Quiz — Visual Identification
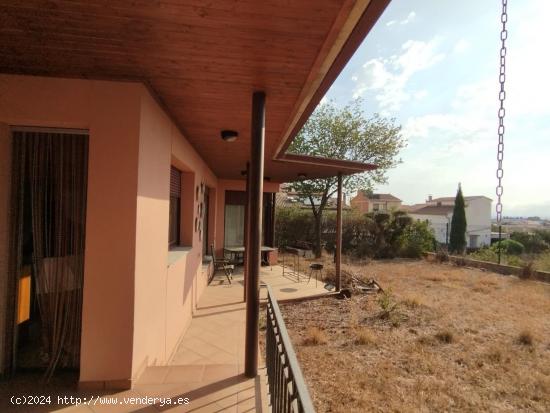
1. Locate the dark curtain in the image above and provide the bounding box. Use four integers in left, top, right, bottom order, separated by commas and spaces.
6, 131, 88, 380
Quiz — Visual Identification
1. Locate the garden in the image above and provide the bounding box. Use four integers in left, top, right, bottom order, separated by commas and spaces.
278, 258, 550, 413
470, 229, 550, 272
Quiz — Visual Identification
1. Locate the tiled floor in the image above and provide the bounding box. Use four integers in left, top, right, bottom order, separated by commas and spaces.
132, 264, 331, 412
235, 263, 333, 303
3, 265, 329, 412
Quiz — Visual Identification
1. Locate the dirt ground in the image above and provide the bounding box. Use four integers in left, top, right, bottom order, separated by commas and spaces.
279, 259, 550, 413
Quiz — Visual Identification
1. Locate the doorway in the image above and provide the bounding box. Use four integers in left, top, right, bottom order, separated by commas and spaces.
223, 190, 275, 248
4, 129, 88, 381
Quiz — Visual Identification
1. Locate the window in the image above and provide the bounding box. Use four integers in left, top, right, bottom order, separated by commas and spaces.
373, 203, 380, 211
169, 166, 182, 247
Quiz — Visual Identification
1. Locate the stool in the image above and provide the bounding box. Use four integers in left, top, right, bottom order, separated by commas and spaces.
308, 263, 323, 287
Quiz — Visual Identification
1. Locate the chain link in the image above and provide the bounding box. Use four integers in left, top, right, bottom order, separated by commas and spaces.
496, 0, 507, 223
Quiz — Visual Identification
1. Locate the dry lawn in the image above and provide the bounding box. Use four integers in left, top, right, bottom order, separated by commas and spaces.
279, 259, 550, 413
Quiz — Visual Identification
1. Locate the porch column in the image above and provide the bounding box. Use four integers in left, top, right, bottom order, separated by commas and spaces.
335, 172, 343, 291
270, 192, 276, 246
243, 162, 250, 302
245, 91, 265, 377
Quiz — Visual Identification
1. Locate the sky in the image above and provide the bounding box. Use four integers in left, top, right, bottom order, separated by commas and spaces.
324, 0, 549, 218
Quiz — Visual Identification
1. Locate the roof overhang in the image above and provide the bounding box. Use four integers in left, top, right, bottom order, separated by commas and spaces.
0, 0, 390, 182
275, 154, 377, 182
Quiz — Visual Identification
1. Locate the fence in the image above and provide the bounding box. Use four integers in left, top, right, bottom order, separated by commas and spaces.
265, 284, 315, 413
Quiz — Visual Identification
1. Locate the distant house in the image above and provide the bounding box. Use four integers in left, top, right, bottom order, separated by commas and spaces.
408, 195, 492, 248
350, 191, 402, 214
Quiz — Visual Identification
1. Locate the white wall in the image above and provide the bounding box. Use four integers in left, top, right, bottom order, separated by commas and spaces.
409, 214, 450, 244
410, 197, 492, 248
464, 198, 492, 247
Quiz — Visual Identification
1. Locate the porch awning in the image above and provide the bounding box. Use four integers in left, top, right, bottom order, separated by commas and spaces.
0, 0, 389, 182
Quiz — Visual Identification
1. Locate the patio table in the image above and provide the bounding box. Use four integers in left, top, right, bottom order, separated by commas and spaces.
224, 245, 276, 269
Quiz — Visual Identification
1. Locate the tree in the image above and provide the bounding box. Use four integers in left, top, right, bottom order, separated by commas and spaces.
449, 184, 467, 254
287, 99, 405, 257
398, 220, 436, 258
510, 231, 549, 253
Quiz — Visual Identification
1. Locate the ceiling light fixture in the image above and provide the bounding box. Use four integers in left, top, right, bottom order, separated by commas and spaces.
221, 130, 238, 142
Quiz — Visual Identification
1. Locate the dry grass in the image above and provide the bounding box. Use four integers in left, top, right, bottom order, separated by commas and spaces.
354, 328, 376, 346
401, 294, 423, 308
435, 329, 455, 344
517, 330, 534, 346
280, 259, 550, 413
302, 326, 327, 346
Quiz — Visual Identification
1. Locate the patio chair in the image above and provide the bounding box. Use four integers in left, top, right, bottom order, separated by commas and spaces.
210, 244, 234, 284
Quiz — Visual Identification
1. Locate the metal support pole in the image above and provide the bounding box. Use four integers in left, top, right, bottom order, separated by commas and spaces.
245, 91, 265, 378
498, 224, 502, 264
270, 192, 276, 247
335, 173, 343, 291
243, 162, 250, 302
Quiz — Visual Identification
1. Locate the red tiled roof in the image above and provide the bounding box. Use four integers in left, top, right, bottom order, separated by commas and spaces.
410, 205, 454, 216
359, 191, 401, 202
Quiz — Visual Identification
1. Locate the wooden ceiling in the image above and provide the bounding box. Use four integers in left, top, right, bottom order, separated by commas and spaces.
0, 0, 389, 182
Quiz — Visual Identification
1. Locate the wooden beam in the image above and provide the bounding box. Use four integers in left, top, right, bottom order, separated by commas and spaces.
335, 172, 343, 291
245, 91, 265, 378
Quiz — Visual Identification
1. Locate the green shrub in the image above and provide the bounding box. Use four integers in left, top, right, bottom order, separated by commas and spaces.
505, 255, 525, 267
491, 239, 525, 256
324, 210, 416, 259
397, 221, 435, 258
534, 229, 550, 245
470, 247, 498, 263
276, 207, 434, 260
534, 252, 550, 272
275, 206, 316, 247
378, 289, 398, 318
510, 231, 549, 253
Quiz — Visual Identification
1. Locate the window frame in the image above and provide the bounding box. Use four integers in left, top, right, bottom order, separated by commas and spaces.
169, 166, 182, 248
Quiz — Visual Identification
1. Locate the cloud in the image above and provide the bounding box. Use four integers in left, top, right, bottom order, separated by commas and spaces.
452, 39, 470, 54
414, 90, 428, 100
352, 37, 445, 112
400, 12, 416, 25
360, 0, 550, 215
403, 78, 494, 143
386, 11, 416, 27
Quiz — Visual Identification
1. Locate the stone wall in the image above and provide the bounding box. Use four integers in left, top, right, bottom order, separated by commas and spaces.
424, 252, 550, 283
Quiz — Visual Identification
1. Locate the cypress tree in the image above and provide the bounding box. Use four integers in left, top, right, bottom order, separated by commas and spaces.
449, 184, 467, 254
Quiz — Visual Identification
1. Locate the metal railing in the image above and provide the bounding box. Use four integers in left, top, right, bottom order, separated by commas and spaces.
265, 284, 315, 413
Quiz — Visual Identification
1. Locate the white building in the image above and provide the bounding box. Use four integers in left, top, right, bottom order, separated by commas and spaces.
409, 195, 492, 249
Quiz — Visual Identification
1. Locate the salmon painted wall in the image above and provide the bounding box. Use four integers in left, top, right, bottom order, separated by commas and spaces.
0, 74, 281, 386
215, 180, 280, 255
131, 88, 218, 379
0, 74, 140, 385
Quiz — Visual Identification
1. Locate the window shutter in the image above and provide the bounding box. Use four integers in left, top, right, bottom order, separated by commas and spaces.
170, 167, 181, 198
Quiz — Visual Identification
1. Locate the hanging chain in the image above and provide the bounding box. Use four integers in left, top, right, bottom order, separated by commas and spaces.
496, 0, 508, 223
